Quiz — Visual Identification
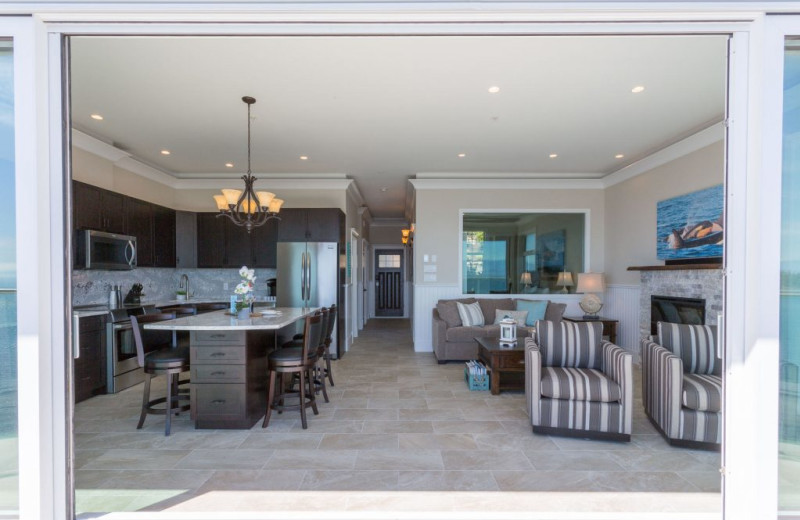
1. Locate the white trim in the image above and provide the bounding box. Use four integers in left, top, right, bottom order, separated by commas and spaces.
416, 171, 602, 179
603, 122, 726, 188
370, 218, 409, 228
411, 178, 604, 190
346, 180, 366, 209
71, 128, 130, 162
171, 177, 354, 191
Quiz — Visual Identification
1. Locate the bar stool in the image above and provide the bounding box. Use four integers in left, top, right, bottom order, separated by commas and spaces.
263, 313, 322, 429
130, 313, 190, 436
282, 308, 329, 403
159, 306, 196, 347
321, 304, 337, 387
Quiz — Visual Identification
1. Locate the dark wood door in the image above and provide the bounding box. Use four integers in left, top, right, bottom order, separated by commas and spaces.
306, 208, 342, 242
73, 181, 103, 230
276, 208, 308, 242
102, 191, 126, 234
252, 219, 278, 268
124, 198, 153, 266
374, 249, 404, 317
152, 205, 176, 267
197, 213, 226, 267
224, 221, 252, 267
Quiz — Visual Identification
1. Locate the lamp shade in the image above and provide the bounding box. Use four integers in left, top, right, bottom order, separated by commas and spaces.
556, 272, 574, 287
520, 272, 532, 285
576, 272, 605, 293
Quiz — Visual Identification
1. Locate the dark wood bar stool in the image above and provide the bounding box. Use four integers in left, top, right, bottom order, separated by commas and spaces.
263, 313, 322, 429
130, 313, 190, 436
321, 304, 337, 387
283, 308, 329, 403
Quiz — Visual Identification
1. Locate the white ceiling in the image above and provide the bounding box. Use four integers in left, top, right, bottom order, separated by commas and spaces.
69, 35, 727, 218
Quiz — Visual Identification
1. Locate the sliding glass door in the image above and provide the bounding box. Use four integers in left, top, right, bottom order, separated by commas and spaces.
0, 38, 18, 517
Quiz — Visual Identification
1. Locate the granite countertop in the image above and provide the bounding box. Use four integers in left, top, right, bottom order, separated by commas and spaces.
72, 297, 276, 319
142, 307, 315, 331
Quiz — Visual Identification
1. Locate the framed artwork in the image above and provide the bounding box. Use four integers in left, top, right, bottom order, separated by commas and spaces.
657, 184, 724, 261
538, 230, 565, 272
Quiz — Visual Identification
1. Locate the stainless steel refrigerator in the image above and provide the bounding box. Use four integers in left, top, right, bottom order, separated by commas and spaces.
276, 241, 340, 357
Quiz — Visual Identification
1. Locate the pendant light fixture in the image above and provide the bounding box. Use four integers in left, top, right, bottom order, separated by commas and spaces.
213, 96, 283, 233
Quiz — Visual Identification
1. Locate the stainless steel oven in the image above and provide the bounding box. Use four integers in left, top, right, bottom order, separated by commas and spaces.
106, 305, 156, 393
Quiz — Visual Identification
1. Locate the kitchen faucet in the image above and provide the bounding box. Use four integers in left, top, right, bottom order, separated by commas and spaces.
179, 274, 189, 300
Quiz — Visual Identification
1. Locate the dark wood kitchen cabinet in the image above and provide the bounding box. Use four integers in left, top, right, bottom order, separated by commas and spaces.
73, 181, 126, 234
196, 213, 278, 268
124, 198, 154, 267
74, 314, 107, 403
152, 205, 177, 267
197, 213, 226, 267
252, 219, 278, 268
277, 208, 344, 243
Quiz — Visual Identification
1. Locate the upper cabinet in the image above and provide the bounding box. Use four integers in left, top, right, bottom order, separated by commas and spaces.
196, 213, 279, 268
277, 208, 344, 243
73, 181, 126, 234
72, 181, 176, 268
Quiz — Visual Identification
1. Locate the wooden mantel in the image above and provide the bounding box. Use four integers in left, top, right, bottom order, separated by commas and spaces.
627, 264, 722, 271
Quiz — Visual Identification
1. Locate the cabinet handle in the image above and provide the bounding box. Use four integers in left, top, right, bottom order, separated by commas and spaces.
210, 334, 226, 338
211, 399, 226, 405
210, 371, 226, 376
210, 352, 226, 357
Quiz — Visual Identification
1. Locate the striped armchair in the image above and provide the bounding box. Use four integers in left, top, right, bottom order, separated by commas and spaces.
641, 322, 722, 450
525, 320, 633, 441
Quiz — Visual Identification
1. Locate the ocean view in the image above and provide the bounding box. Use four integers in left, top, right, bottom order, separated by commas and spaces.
0, 291, 16, 438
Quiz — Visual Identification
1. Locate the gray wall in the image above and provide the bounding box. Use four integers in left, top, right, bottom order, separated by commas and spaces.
604, 141, 724, 285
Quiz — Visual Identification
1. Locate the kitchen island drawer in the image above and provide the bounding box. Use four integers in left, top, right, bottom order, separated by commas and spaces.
191, 345, 246, 364
191, 330, 245, 345
193, 384, 246, 419
192, 364, 246, 383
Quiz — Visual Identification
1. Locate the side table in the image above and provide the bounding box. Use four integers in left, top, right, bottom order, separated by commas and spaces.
475, 337, 526, 395
563, 316, 619, 345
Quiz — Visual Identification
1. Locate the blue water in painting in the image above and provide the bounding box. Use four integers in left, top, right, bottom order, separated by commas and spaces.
656, 184, 724, 260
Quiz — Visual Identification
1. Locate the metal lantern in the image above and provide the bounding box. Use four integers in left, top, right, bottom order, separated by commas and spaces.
499, 318, 517, 346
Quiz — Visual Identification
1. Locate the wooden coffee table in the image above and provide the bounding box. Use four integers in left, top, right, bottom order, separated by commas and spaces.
475, 337, 526, 395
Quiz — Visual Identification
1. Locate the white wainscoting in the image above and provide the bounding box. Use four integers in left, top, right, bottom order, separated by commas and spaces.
413, 284, 461, 352
603, 284, 642, 358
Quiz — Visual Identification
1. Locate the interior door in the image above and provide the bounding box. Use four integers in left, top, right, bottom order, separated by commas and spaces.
374, 249, 403, 317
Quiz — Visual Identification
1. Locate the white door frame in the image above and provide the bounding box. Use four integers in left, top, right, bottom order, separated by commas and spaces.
6, 6, 782, 519
350, 228, 359, 342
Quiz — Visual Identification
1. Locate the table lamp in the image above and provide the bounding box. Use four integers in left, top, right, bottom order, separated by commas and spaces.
556, 270, 574, 294
576, 272, 605, 319
520, 272, 532, 293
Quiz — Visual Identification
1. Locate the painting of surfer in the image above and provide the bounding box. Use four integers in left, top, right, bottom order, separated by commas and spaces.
657, 184, 724, 260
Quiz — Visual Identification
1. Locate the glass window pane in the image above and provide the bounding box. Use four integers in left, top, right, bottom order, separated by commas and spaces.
0, 40, 17, 514
378, 255, 401, 268
462, 212, 584, 295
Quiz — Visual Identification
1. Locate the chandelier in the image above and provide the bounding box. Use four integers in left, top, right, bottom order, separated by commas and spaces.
213, 96, 283, 233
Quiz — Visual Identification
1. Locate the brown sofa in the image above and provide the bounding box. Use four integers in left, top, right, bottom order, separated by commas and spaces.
431, 297, 566, 363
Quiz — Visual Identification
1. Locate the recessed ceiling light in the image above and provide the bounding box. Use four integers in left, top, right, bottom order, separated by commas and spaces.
549, 153, 558, 159
631, 86, 645, 94
90, 113, 104, 121
299, 156, 308, 160
160, 150, 171, 156
615, 154, 625, 159
488, 86, 501, 94
225, 162, 234, 168
380, 187, 388, 192
458, 153, 466, 158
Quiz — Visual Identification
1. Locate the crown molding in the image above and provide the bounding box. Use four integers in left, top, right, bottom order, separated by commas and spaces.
172, 172, 349, 180
347, 180, 366, 208
415, 171, 601, 179
114, 156, 182, 188
72, 129, 131, 163
410, 178, 604, 190
172, 177, 354, 191
602, 122, 724, 188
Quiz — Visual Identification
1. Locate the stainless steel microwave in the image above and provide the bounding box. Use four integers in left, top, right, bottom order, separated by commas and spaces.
74, 230, 137, 270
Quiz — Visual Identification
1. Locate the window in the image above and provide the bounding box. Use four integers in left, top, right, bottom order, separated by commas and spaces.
378, 254, 401, 268
462, 212, 585, 295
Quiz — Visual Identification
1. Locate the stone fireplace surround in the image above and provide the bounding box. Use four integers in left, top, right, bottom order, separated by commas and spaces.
635, 266, 723, 354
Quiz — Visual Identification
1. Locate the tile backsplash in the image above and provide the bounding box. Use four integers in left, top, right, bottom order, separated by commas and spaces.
72, 267, 277, 306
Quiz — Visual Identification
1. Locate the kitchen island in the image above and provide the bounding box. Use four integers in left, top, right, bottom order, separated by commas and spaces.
144, 307, 316, 429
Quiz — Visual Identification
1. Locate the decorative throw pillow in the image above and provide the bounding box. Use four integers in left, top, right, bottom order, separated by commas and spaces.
456, 301, 485, 327
516, 299, 549, 326
493, 309, 528, 325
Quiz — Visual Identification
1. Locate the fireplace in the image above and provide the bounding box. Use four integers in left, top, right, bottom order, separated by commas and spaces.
650, 295, 705, 335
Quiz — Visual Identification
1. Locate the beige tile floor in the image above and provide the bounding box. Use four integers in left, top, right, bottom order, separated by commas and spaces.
74, 319, 722, 519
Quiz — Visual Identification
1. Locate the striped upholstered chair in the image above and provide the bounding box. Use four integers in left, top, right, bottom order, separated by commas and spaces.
525, 320, 633, 441
641, 322, 721, 450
